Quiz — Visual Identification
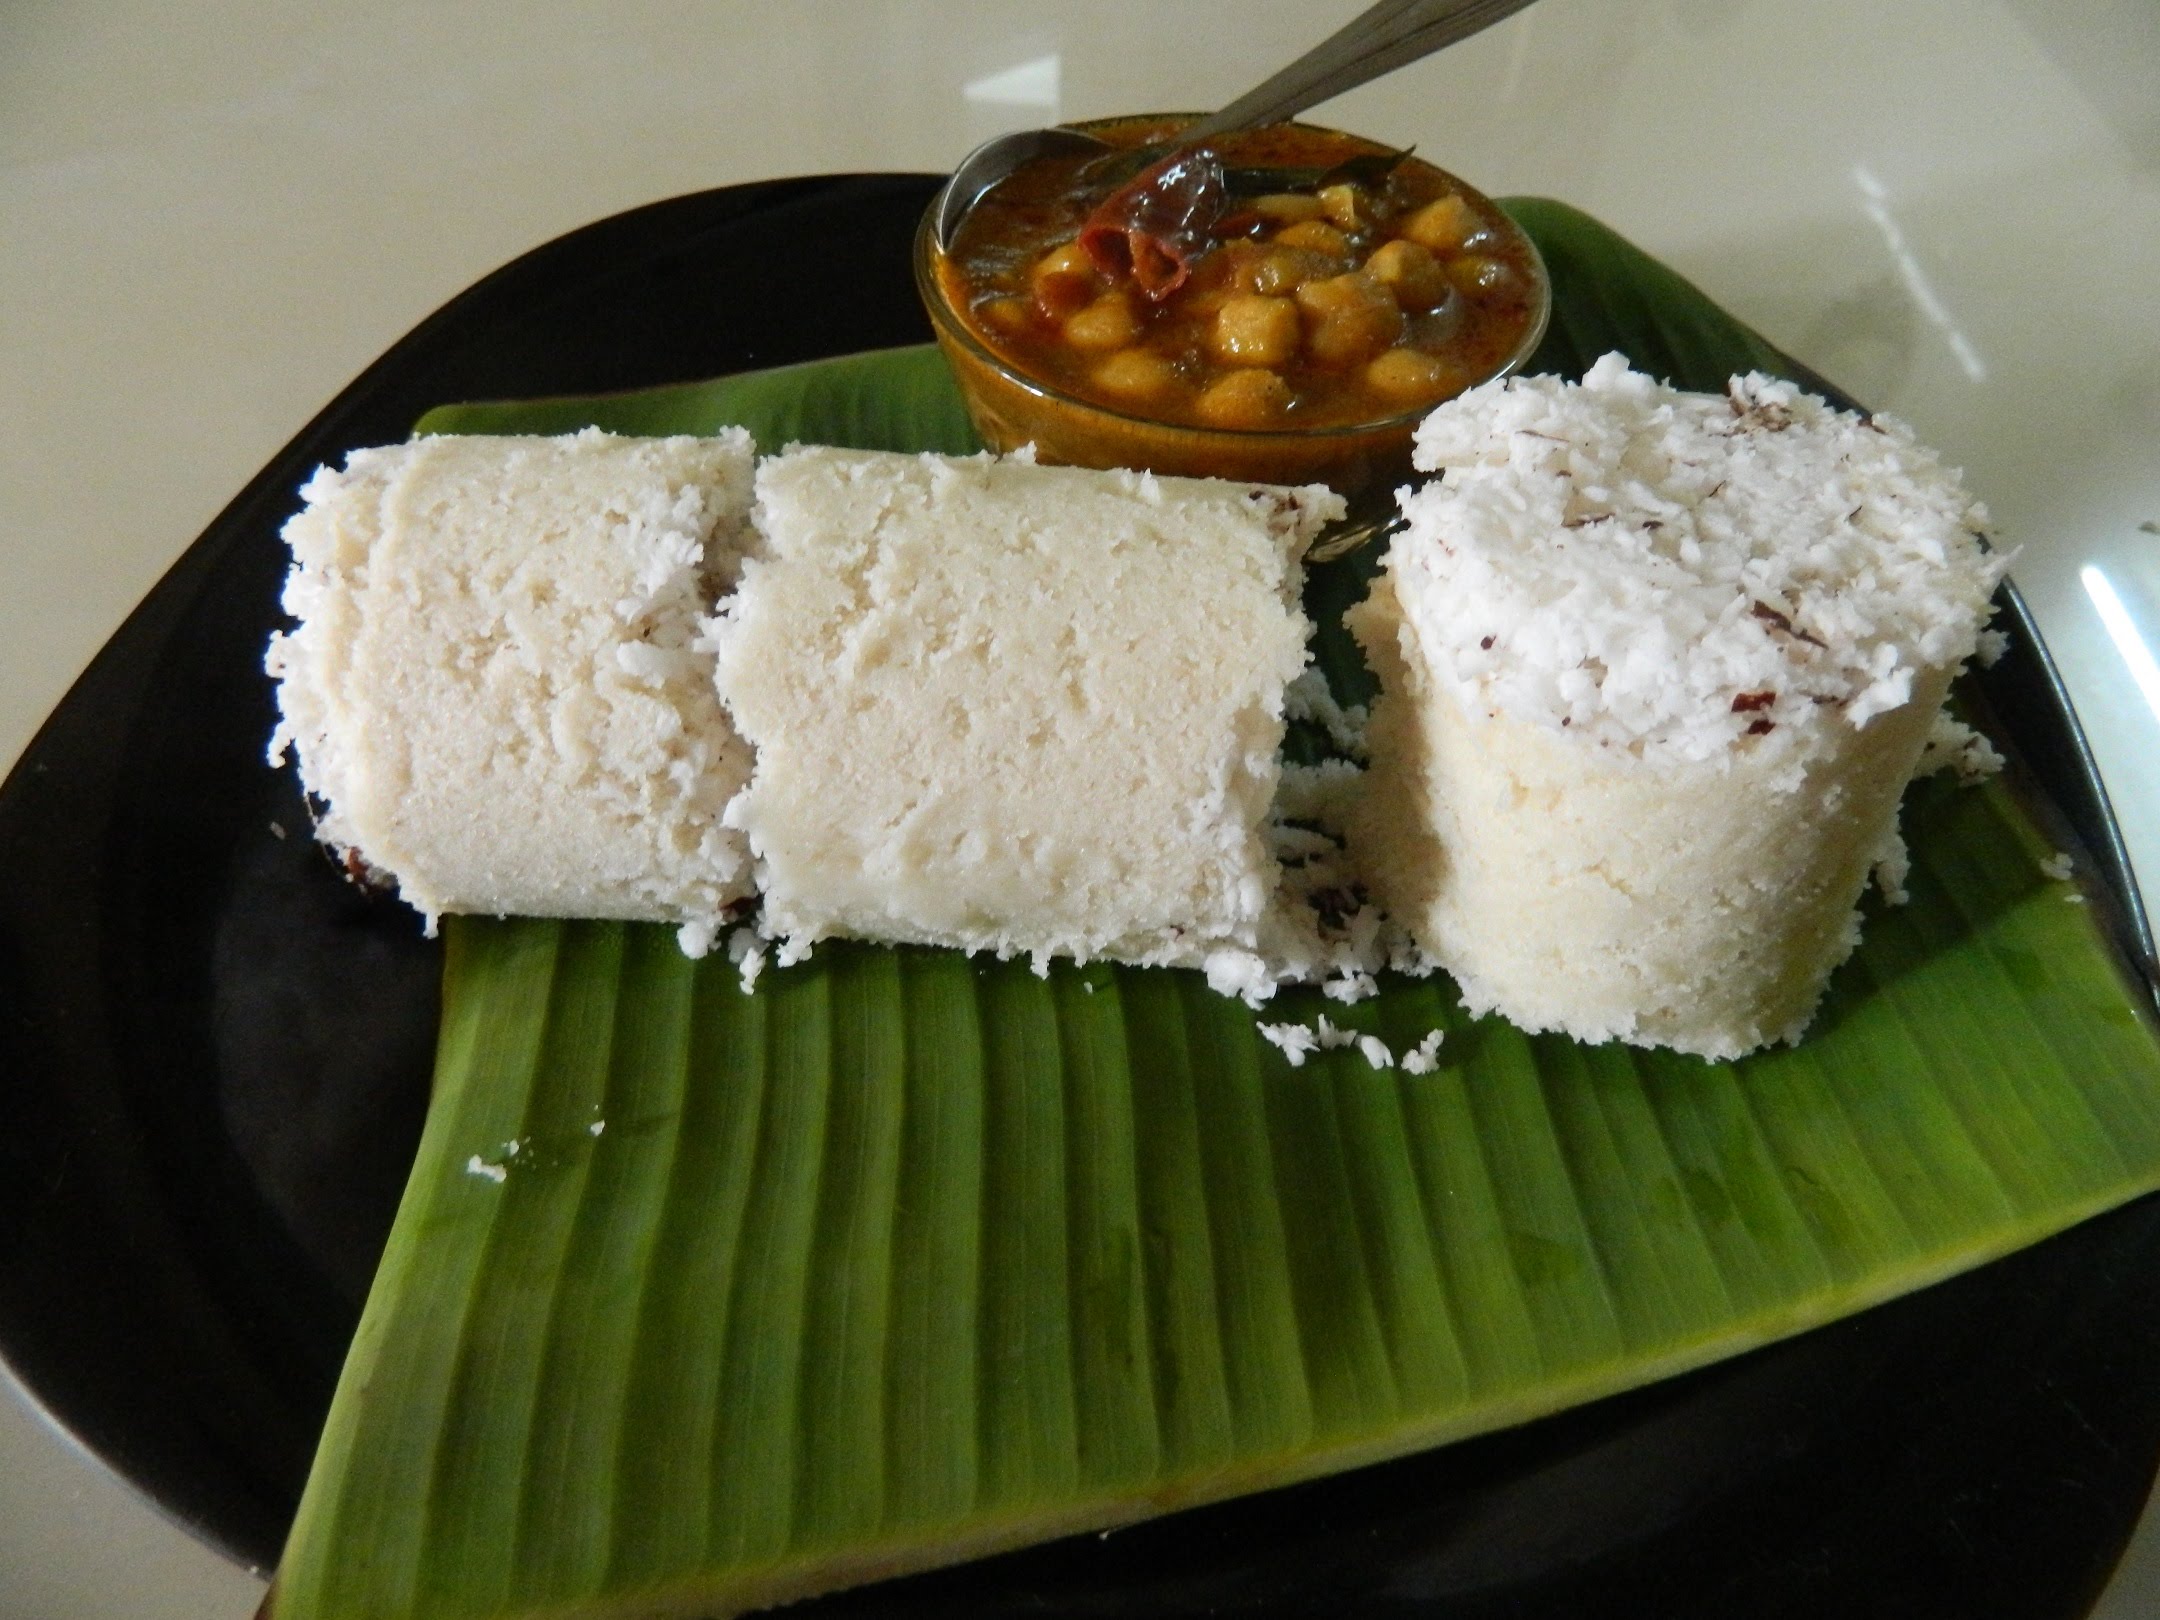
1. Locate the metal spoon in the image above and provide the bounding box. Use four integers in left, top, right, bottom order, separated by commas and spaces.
933, 0, 1543, 250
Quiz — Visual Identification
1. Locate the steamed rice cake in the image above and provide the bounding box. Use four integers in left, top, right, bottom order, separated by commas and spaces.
266, 428, 758, 952
1348, 355, 2004, 1059
711, 446, 1341, 979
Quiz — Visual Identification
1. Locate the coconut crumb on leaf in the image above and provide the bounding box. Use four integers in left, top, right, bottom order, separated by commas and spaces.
1205, 949, 1280, 1008
1312, 1015, 1361, 1051
728, 925, 768, 993
1400, 1029, 1446, 1075
1323, 969, 1380, 1004
1258, 1021, 1320, 1068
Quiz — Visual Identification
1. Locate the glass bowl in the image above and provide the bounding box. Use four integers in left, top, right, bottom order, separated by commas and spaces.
915, 116, 1549, 501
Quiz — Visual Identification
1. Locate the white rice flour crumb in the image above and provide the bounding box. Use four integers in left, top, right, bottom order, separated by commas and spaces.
465, 1154, 508, 1184
2040, 852, 2076, 881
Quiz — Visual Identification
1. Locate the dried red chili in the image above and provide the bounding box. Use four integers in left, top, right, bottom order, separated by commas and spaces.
1077, 145, 1228, 302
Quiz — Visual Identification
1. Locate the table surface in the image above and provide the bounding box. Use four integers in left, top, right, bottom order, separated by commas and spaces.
5, 2, 2158, 1615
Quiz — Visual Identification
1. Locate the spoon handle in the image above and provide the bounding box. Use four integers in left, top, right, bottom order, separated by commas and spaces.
1180, 0, 1541, 144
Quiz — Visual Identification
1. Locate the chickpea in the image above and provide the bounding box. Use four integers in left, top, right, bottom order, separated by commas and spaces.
1274, 219, 1351, 257
1363, 238, 1450, 311
976, 295, 1033, 336
1179, 284, 1231, 319
1090, 348, 1179, 404
1365, 347, 1465, 406
1064, 292, 1138, 350
1030, 240, 1098, 320
1399, 194, 1479, 254
1196, 369, 1293, 428
1317, 183, 1365, 231
1295, 272, 1404, 366
1252, 192, 1328, 224
1236, 245, 1332, 297
1449, 255, 1521, 299
1210, 294, 1300, 367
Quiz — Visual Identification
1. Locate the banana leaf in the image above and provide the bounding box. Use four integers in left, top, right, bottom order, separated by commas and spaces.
271, 199, 2160, 1619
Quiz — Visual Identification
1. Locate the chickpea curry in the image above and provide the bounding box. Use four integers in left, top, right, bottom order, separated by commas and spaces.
938, 117, 1544, 433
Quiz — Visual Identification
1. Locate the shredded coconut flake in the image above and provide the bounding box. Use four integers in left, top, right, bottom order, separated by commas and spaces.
2040, 852, 2076, 882
1313, 1015, 1359, 1051
1258, 1021, 1319, 1068
727, 925, 767, 993
465, 1155, 507, 1184
1400, 1029, 1446, 1075
1204, 948, 1278, 1007
1322, 967, 1380, 1003
1917, 713, 2005, 783
1284, 667, 1370, 759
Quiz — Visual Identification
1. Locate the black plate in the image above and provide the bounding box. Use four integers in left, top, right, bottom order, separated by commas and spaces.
3, 175, 2158, 1619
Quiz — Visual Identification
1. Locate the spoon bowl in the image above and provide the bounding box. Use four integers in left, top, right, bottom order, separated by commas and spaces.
934, 126, 1113, 254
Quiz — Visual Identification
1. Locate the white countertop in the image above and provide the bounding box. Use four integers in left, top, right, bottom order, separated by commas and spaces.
6, 2, 2157, 1614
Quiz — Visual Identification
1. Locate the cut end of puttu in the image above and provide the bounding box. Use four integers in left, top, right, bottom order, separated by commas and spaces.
266, 427, 760, 939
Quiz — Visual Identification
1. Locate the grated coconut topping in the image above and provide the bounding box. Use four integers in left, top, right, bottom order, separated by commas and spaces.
1395, 354, 2005, 766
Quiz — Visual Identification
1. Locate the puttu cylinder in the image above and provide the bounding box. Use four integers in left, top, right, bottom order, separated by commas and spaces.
266, 428, 759, 952
1347, 355, 2003, 1059
710, 446, 1342, 981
